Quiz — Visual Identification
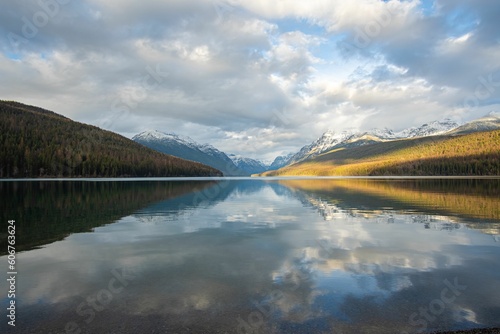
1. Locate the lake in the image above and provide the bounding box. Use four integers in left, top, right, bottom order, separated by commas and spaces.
1, 178, 500, 334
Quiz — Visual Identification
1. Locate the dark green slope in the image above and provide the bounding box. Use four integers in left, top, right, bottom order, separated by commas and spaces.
0, 101, 222, 177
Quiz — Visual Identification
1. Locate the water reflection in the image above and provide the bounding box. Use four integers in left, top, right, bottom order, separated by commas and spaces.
280, 178, 500, 234
0, 179, 499, 334
0, 180, 216, 253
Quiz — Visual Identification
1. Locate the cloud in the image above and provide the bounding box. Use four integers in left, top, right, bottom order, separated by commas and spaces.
1, 0, 499, 159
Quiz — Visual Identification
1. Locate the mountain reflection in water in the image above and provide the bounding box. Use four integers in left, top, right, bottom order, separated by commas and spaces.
1, 178, 499, 334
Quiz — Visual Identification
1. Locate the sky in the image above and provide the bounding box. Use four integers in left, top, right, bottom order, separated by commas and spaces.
1, 0, 500, 161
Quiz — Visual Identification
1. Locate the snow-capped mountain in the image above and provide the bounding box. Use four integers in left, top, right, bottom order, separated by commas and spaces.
396, 119, 460, 138
286, 130, 361, 165
228, 154, 268, 175
449, 112, 500, 135
135, 130, 200, 149
281, 119, 461, 166
268, 153, 295, 170
198, 143, 239, 168
132, 130, 246, 176
133, 113, 498, 175
366, 128, 398, 140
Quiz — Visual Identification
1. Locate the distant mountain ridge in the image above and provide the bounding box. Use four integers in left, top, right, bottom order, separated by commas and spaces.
228, 154, 268, 175
133, 130, 272, 175
133, 130, 248, 176
397, 119, 460, 138
268, 153, 295, 171
261, 129, 500, 177
449, 112, 500, 135
283, 118, 463, 166
132, 114, 500, 176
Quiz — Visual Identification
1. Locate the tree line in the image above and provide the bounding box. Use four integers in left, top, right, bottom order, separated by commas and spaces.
0, 101, 222, 177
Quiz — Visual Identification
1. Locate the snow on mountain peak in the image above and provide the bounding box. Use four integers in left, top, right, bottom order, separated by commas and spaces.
396, 119, 460, 138
269, 153, 294, 170
133, 130, 201, 148
133, 129, 168, 141
366, 127, 397, 139
282, 118, 462, 166
312, 129, 359, 153
229, 154, 265, 165
198, 143, 219, 153
228, 154, 267, 174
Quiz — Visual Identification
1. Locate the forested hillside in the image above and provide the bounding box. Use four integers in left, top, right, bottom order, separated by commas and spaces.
261, 130, 500, 176
0, 101, 222, 177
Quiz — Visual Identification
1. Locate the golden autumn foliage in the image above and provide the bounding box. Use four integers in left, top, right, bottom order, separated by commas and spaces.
262, 130, 500, 176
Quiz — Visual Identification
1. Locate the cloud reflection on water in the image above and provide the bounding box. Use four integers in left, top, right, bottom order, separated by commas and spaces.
1, 178, 499, 333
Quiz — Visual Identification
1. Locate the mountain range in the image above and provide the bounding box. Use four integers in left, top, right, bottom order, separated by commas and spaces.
3, 99, 498, 178
132, 113, 500, 176
132, 130, 268, 176
228, 154, 268, 175
449, 112, 500, 135
268, 153, 295, 171
261, 128, 500, 176
282, 118, 462, 166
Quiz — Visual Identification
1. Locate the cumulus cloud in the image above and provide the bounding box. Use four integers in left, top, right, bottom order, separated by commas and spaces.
0, 0, 499, 160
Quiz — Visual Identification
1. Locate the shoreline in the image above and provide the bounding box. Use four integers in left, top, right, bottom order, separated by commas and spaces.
1, 175, 500, 181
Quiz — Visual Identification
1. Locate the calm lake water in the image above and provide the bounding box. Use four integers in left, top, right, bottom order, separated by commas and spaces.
1, 178, 500, 334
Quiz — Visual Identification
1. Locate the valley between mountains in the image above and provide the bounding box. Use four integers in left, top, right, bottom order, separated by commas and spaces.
133, 113, 500, 177
1, 100, 499, 177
